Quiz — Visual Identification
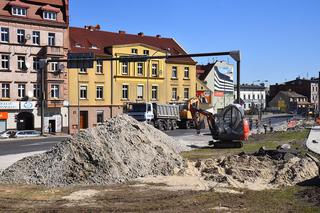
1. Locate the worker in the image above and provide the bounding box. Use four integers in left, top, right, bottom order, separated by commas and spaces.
249, 118, 253, 130
263, 123, 268, 134
268, 118, 272, 132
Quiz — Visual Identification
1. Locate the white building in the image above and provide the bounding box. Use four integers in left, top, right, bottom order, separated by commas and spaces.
235, 84, 267, 111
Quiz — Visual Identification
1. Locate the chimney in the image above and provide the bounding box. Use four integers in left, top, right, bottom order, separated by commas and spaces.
95, 24, 101, 30
156, 34, 161, 38
118, 30, 126, 34
138, 32, 144, 37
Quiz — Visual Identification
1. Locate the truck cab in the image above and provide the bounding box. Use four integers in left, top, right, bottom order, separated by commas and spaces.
125, 103, 154, 122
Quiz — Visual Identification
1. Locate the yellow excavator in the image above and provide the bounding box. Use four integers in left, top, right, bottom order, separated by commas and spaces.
178, 97, 201, 129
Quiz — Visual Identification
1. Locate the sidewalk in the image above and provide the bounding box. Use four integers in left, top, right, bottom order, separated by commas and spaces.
0, 134, 69, 143
306, 126, 320, 155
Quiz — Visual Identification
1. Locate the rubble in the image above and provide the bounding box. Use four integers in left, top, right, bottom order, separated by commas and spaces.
199, 154, 319, 189
0, 114, 185, 187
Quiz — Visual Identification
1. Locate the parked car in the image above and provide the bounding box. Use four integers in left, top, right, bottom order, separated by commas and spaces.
13, 130, 41, 138
0, 130, 16, 139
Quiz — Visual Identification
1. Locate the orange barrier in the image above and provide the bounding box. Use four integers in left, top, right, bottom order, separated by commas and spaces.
242, 119, 250, 141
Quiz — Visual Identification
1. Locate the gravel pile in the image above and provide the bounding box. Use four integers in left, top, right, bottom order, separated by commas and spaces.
198, 154, 319, 189
0, 114, 184, 187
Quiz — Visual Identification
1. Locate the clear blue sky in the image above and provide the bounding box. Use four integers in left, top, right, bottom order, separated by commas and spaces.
70, 0, 320, 84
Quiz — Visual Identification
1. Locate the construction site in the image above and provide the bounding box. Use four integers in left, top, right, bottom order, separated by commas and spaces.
0, 111, 319, 212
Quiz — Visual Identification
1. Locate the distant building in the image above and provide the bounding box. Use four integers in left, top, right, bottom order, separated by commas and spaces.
0, 0, 69, 133
197, 61, 234, 113
269, 91, 311, 114
269, 78, 319, 113
235, 84, 266, 111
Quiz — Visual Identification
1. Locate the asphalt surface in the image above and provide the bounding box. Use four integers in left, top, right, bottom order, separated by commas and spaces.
0, 137, 68, 156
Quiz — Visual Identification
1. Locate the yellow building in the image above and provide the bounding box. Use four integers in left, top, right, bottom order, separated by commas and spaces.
68, 26, 197, 134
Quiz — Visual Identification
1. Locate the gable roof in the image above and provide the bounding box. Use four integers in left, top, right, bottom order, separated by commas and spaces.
278, 91, 306, 98
69, 27, 196, 65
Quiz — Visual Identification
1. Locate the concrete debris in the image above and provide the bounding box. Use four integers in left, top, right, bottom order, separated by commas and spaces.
0, 114, 184, 187
199, 154, 319, 189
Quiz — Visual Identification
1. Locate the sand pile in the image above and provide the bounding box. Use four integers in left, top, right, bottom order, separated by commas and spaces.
0, 114, 184, 187
198, 154, 318, 190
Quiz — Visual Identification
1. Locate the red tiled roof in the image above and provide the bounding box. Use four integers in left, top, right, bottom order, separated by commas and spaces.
28, 0, 67, 6
8, 0, 30, 8
69, 27, 196, 65
40, 4, 61, 13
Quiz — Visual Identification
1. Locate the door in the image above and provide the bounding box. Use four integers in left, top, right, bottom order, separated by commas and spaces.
17, 112, 34, 130
80, 111, 88, 129
0, 120, 6, 132
49, 120, 56, 133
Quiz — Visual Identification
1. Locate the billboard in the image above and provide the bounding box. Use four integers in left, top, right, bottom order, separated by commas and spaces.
196, 91, 211, 104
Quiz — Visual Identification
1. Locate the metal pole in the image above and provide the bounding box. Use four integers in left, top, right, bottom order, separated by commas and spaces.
237, 60, 241, 104
41, 64, 45, 136
318, 71, 320, 115
77, 67, 80, 133
110, 60, 114, 118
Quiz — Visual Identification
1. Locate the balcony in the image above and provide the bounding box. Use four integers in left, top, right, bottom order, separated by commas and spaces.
43, 46, 65, 56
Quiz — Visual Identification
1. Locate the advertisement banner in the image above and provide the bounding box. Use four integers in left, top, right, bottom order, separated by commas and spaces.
20, 101, 37, 110
0, 102, 19, 110
196, 91, 211, 104
214, 91, 224, 97
0, 112, 8, 120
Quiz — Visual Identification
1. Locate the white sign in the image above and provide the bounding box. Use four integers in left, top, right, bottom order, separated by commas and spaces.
20, 101, 37, 110
0, 101, 19, 110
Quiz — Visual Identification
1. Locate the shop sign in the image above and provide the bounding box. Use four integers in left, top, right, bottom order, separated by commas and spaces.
0, 101, 19, 110
214, 91, 224, 97
20, 101, 37, 110
0, 112, 8, 120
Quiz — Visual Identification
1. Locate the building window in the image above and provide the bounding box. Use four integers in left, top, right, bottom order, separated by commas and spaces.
257, 94, 260, 99
79, 68, 87, 73
243, 94, 246, 100
51, 58, 58, 72
97, 111, 104, 123
184, 67, 189, 79
18, 83, 25, 98
152, 85, 158, 100
137, 85, 143, 99
43, 11, 57, 20
1, 83, 10, 98
80, 85, 87, 99
122, 84, 129, 99
48, 33, 55, 46
172, 88, 177, 100
17, 56, 26, 70
172, 66, 177, 79
1, 55, 9, 70
152, 63, 158, 76
137, 62, 143, 75
33, 57, 40, 71
51, 85, 59, 98
253, 94, 255, 99
17, 29, 25, 44
122, 62, 128, 75
96, 60, 103, 74
32, 31, 40, 45
12, 7, 27, 16
184, 88, 189, 99
248, 94, 251, 99
96, 86, 103, 99
131, 48, 138, 54
143, 50, 149, 55
1, 27, 9, 43
33, 84, 40, 98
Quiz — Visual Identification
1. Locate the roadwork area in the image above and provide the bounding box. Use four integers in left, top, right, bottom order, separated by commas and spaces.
0, 115, 319, 212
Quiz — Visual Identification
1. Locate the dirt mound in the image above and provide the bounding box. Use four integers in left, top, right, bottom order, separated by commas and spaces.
0, 114, 184, 187
297, 187, 320, 207
199, 154, 318, 190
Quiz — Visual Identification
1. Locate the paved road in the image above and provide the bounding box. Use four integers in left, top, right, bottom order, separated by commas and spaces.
0, 137, 68, 156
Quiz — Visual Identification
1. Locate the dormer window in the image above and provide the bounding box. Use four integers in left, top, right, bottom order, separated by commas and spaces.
43, 11, 57, 20
75, 43, 81, 48
12, 7, 27, 16
91, 45, 98, 49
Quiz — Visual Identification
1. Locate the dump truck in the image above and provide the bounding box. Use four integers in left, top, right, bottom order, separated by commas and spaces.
125, 102, 180, 131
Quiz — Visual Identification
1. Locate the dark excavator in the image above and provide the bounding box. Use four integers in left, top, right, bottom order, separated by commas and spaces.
189, 97, 249, 148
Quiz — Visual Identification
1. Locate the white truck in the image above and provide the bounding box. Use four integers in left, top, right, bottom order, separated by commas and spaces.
125, 102, 180, 131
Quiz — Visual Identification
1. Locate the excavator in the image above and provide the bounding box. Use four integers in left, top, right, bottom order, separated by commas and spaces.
188, 97, 249, 148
